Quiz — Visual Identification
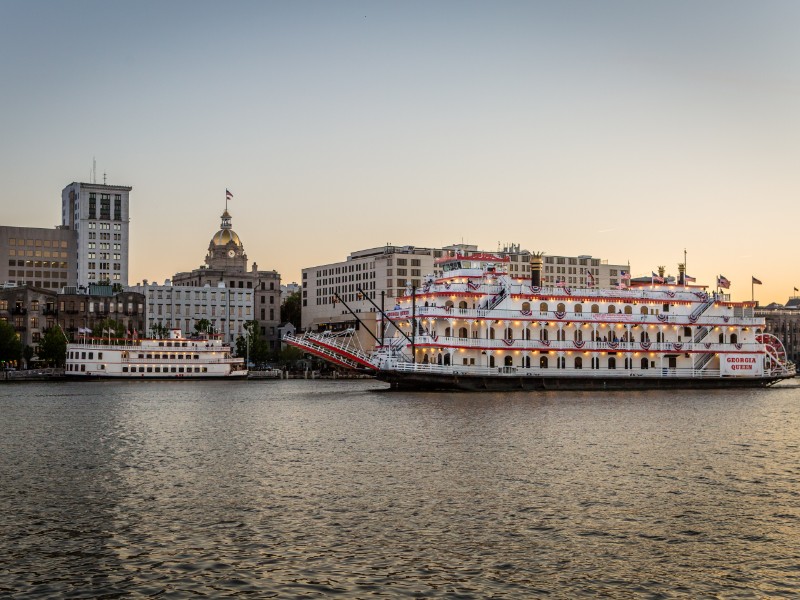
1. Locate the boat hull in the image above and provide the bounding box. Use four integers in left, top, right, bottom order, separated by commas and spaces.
64, 372, 248, 381
376, 370, 786, 391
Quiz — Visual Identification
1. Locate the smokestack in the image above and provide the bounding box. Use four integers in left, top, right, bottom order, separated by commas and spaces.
678, 263, 686, 286
658, 265, 666, 279
530, 252, 544, 287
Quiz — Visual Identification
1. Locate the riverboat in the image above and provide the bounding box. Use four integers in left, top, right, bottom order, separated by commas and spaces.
285, 253, 795, 391
66, 328, 247, 379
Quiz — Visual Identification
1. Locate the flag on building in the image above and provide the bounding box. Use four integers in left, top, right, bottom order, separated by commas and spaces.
226, 189, 233, 200
752, 276, 762, 285
717, 275, 731, 289
685, 274, 696, 283
651, 271, 664, 284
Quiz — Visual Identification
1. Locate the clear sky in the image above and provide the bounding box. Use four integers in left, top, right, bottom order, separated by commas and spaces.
2, 1, 799, 303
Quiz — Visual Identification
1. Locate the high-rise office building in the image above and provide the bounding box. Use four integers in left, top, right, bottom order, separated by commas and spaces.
61, 182, 132, 288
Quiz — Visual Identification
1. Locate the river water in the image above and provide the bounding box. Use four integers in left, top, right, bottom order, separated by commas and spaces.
1, 380, 799, 598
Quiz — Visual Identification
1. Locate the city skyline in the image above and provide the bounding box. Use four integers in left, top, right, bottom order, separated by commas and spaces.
2, 1, 799, 303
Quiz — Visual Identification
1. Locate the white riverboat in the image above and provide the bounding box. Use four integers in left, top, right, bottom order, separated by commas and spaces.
66, 328, 247, 379
285, 253, 795, 391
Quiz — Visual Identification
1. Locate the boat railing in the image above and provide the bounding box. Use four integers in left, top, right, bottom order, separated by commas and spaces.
391, 362, 740, 379
411, 306, 761, 326
408, 335, 764, 354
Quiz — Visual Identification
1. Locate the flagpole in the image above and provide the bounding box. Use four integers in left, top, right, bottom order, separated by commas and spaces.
751, 278, 754, 303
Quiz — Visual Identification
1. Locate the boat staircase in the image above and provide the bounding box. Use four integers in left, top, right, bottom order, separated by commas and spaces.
689, 298, 715, 323
283, 330, 379, 371
689, 299, 717, 372
484, 287, 508, 310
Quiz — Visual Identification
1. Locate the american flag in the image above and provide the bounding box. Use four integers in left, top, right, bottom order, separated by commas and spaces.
717, 275, 731, 289
226, 189, 233, 200
621, 270, 631, 282
651, 271, 664, 284
751, 276, 762, 285
685, 274, 696, 283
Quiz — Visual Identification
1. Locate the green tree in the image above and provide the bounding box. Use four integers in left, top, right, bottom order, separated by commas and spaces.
280, 291, 301, 329
92, 318, 125, 338
38, 326, 67, 367
150, 323, 169, 339
0, 320, 23, 368
194, 318, 212, 334
23, 345, 35, 369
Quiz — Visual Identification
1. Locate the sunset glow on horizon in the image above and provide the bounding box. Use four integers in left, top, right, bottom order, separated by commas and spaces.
2, 1, 799, 304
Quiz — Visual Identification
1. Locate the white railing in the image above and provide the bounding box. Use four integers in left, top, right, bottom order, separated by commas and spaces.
405, 335, 761, 354
389, 362, 732, 379
403, 306, 762, 327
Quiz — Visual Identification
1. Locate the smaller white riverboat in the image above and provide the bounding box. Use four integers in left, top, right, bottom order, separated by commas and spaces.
66, 328, 247, 379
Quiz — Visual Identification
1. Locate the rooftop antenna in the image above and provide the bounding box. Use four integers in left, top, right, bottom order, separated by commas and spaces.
92, 157, 96, 184
103, 172, 107, 185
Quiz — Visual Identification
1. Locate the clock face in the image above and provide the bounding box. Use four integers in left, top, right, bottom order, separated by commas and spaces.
228, 249, 236, 258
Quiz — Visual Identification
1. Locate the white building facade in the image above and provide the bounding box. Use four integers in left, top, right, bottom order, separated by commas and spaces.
62, 182, 132, 289
302, 243, 632, 341
129, 280, 253, 346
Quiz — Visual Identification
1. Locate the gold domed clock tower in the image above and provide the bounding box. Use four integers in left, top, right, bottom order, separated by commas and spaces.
206, 210, 247, 271
171, 194, 282, 353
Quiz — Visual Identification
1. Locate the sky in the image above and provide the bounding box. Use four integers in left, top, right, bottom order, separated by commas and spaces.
1, 0, 799, 304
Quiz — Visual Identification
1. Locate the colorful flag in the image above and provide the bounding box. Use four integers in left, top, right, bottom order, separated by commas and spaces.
685, 274, 696, 283
586, 270, 595, 286
651, 271, 664, 284
621, 270, 631, 282
717, 275, 731, 289
226, 189, 233, 200
752, 276, 762, 285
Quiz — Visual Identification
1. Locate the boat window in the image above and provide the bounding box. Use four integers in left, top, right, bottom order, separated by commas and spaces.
539, 329, 548, 341
608, 357, 617, 369
574, 329, 582, 341
557, 303, 566, 313
608, 305, 616, 314
458, 327, 468, 338
122, 367, 128, 373
539, 356, 548, 369
504, 355, 513, 367
488, 327, 495, 339
684, 327, 692, 337
640, 306, 648, 315
489, 355, 495, 368
505, 327, 513, 339
522, 302, 531, 312
731, 333, 738, 344
574, 304, 582, 314
146, 354, 152, 359
624, 306, 632, 314
458, 301, 468, 309
591, 304, 599, 313
574, 356, 582, 369
146, 367, 152, 373
641, 357, 649, 369
444, 327, 452, 337
539, 302, 548, 314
